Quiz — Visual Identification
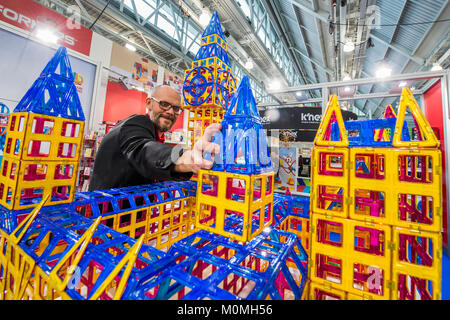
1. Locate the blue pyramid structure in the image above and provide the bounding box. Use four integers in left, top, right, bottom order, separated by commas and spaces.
202, 11, 226, 39
194, 11, 230, 66
212, 76, 272, 174
13, 46, 85, 121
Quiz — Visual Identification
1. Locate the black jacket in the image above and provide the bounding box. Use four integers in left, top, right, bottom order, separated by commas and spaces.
89, 114, 192, 191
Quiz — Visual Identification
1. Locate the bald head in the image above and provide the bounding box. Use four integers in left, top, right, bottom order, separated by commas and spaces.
146, 85, 182, 133
147, 85, 181, 106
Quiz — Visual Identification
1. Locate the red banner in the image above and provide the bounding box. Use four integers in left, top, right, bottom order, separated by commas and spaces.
0, 0, 93, 56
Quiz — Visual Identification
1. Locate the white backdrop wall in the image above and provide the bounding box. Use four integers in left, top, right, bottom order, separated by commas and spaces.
0, 21, 113, 133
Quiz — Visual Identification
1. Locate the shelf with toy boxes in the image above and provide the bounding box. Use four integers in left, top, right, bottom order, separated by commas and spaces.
77, 131, 104, 192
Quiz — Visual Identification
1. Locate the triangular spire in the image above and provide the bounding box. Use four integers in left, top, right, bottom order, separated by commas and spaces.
224, 76, 259, 118
13, 46, 85, 121
41, 46, 75, 81
201, 11, 226, 39
393, 88, 439, 147
314, 95, 349, 147
212, 76, 272, 174
383, 105, 396, 119
194, 11, 230, 66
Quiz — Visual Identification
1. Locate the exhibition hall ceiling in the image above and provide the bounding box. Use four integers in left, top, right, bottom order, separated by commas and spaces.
37, 0, 449, 117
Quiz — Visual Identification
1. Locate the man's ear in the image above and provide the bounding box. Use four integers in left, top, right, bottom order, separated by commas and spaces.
145, 97, 152, 105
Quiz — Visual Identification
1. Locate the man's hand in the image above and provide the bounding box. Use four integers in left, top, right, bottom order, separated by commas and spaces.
174, 123, 222, 174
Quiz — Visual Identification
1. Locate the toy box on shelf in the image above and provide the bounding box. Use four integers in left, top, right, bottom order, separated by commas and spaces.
77, 130, 104, 192
308, 91, 442, 300
0, 102, 10, 164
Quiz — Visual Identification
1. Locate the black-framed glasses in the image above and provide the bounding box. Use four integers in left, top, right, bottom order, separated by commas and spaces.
152, 97, 183, 115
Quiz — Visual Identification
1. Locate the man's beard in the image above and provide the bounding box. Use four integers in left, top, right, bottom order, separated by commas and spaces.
150, 111, 175, 132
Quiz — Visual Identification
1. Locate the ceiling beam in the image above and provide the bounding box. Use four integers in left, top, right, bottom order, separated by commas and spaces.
282, 0, 333, 83
45, 0, 187, 73
93, 0, 191, 60
267, 69, 446, 94
290, 47, 334, 75
363, 0, 449, 116
258, 89, 423, 108
361, 0, 409, 114
264, 0, 317, 98
311, 0, 331, 82
370, 31, 425, 66
287, 0, 329, 23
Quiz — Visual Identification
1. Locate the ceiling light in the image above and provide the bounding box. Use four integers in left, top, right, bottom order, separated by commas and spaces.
343, 40, 355, 52
125, 43, 136, 52
133, 85, 145, 92
398, 81, 407, 88
245, 59, 254, 70
36, 28, 58, 44
431, 63, 443, 71
375, 64, 392, 78
268, 80, 281, 90
343, 74, 352, 81
199, 9, 211, 27
344, 86, 352, 92
266, 108, 280, 122
296, 91, 302, 97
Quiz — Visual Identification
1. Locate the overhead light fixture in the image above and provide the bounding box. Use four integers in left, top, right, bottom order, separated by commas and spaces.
125, 43, 136, 52
343, 74, 352, 81
398, 81, 407, 88
328, 22, 335, 35
199, 9, 211, 27
344, 86, 352, 92
266, 108, 280, 122
375, 63, 392, 79
431, 63, 443, 71
245, 59, 254, 70
343, 40, 355, 52
36, 27, 59, 44
118, 77, 132, 90
268, 80, 281, 90
296, 91, 302, 97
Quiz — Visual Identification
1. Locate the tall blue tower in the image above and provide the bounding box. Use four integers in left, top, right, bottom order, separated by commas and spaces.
195, 76, 274, 242
182, 11, 237, 149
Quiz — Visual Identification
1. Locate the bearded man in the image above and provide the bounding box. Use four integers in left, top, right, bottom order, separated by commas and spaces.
89, 85, 220, 191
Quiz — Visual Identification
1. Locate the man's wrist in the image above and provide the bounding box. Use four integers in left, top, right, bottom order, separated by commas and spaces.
173, 163, 184, 173
173, 149, 192, 173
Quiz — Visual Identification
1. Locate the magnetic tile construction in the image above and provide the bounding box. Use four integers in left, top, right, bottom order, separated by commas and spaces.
0, 11, 442, 300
